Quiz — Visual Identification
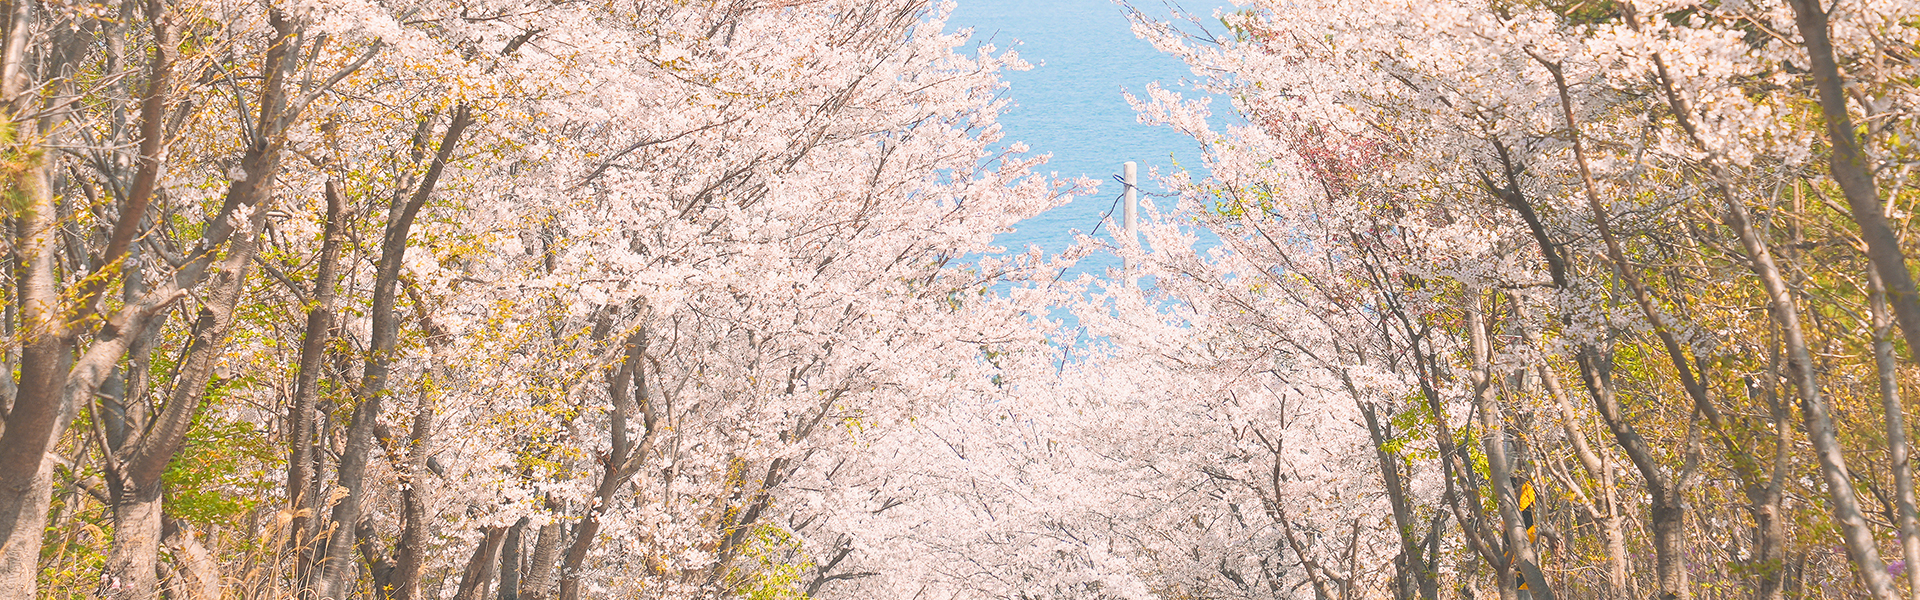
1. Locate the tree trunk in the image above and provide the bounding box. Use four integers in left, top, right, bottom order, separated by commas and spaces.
1533, 349, 1628, 595
1394, 315, 1503, 575
0, 457, 54, 599
101, 186, 269, 600
288, 179, 348, 564
1273, 491, 1338, 600
520, 510, 564, 600
555, 511, 602, 600
1469, 298, 1555, 600
76, 0, 173, 315
1649, 493, 1687, 599
1749, 363, 1792, 600
312, 105, 471, 600
392, 369, 438, 600
1359, 398, 1438, 600
558, 332, 646, 600
160, 518, 221, 600
160, 519, 220, 600
1541, 55, 1695, 599
453, 527, 510, 600
355, 518, 398, 600
1570, 339, 1687, 600
102, 489, 164, 599
0, 139, 65, 587
1496, 131, 1634, 600
498, 518, 528, 600
1871, 268, 1920, 600
1785, 0, 1920, 365
1723, 187, 1898, 600
0, 0, 36, 107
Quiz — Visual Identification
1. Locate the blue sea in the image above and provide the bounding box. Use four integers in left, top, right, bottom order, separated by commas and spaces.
946, 0, 1227, 278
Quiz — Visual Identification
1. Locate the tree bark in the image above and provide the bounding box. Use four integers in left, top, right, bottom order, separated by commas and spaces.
1722, 186, 1898, 599
312, 104, 471, 600
1871, 268, 1920, 600
1377, 290, 1504, 576
453, 527, 511, 600
1358, 397, 1438, 600
0, 457, 53, 598
1271, 481, 1337, 600
1468, 297, 1556, 600
498, 518, 528, 600
355, 518, 398, 600
520, 506, 564, 600
102, 489, 164, 598
1785, 0, 1920, 365
288, 180, 348, 563
0, 0, 36, 108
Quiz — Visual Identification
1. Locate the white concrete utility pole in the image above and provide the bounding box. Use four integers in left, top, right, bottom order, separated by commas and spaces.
1123, 161, 1138, 246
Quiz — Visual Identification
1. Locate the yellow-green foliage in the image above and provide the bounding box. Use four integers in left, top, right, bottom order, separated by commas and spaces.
731, 523, 814, 600
0, 120, 44, 216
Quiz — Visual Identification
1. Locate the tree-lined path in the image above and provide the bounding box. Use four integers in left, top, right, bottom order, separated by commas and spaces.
5, 0, 1920, 598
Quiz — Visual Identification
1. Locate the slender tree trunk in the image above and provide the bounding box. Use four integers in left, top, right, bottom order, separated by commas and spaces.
1367, 277, 1505, 574
1723, 187, 1898, 599
1737, 345, 1794, 600
1871, 267, 1920, 600
312, 105, 471, 600
0, 141, 64, 593
1785, 0, 1920, 365
76, 0, 173, 314
391, 395, 434, 600
312, 396, 381, 600
354, 518, 397, 600
1533, 351, 1628, 595
1538, 55, 1696, 599
1494, 131, 1634, 600
1565, 338, 1686, 600
1469, 298, 1555, 600
1272, 486, 1337, 600
1753, 405, 1791, 600
558, 332, 646, 600
1, 305, 15, 431
0, 0, 36, 110
392, 309, 450, 600
454, 527, 510, 600
288, 180, 348, 565
1359, 398, 1438, 600
498, 518, 528, 600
